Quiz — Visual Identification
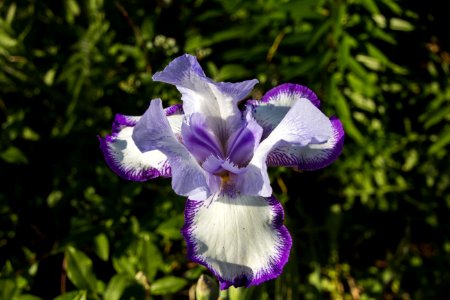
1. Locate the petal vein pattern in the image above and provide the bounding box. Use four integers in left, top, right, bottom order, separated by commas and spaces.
99, 114, 170, 181
237, 98, 333, 197
132, 99, 209, 200
182, 195, 292, 289
249, 83, 344, 170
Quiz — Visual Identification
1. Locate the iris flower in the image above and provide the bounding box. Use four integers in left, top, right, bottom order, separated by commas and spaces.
99, 54, 344, 289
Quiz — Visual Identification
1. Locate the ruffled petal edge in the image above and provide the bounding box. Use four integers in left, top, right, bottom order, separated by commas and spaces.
99, 114, 170, 181
266, 116, 344, 170
181, 195, 292, 289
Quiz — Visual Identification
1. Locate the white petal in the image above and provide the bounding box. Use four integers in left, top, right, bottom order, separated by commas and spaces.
249, 83, 320, 138
267, 117, 344, 170
99, 104, 185, 181
182, 195, 291, 289
238, 98, 332, 196
99, 115, 170, 181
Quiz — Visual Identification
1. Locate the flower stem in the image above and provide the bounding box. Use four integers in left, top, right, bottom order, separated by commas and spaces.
218, 289, 229, 300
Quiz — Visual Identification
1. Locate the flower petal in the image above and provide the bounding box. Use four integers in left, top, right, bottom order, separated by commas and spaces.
99, 114, 170, 181
238, 98, 333, 196
226, 111, 263, 166
182, 113, 224, 162
248, 83, 320, 139
152, 54, 258, 139
267, 116, 344, 170
182, 195, 291, 289
132, 99, 210, 200
99, 104, 184, 181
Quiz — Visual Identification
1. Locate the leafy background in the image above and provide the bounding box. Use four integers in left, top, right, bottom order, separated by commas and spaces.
1, 0, 449, 299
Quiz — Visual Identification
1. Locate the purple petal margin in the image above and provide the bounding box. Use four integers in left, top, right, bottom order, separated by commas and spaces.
261, 83, 320, 108
98, 135, 166, 181
111, 114, 140, 134
165, 103, 184, 116
181, 195, 292, 289
266, 116, 344, 170
99, 110, 175, 181
300, 116, 344, 170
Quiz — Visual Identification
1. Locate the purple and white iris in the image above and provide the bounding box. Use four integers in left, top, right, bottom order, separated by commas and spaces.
99, 54, 344, 289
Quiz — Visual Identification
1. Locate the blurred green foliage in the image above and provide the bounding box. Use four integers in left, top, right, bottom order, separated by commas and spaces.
1, 0, 449, 299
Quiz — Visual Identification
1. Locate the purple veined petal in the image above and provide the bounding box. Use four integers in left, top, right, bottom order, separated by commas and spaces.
267, 117, 344, 170
182, 194, 292, 289
261, 83, 320, 107
221, 159, 246, 174
99, 115, 170, 181
202, 155, 224, 174
111, 114, 140, 134
165, 103, 184, 116
132, 99, 210, 200
165, 104, 184, 139
182, 113, 224, 163
202, 156, 246, 176
237, 98, 333, 197
152, 54, 258, 140
99, 104, 185, 181
226, 111, 263, 166
112, 104, 183, 136
248, 83, 320, 139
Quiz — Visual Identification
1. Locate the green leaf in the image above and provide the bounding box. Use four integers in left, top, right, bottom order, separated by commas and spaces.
371, 26, 396, 44
64, 0, 81, 24
347, 57, 369, 80
361, 0, 380, 15
334, 90, 365, 144
140, 234, 163, 281
6, 2, 17, 25
94, 233, 109, 261
150, 276, 187, 296
0, 278, 17, 300
104, 273, 134, 300
429, 127, 450, 155
380, 0, 403, 14
112, 255, 137, 277
47, 190, 63, 208
366, 43, 389, 64
422, 105, 450, 129
65, 246, 97, 292
155, 214, 184, 240
14, 295, 42, 300
0, 146, 28, 164
0, 31, 17, 48
141, 17, 154, 41
53, 290, 87, 300
306, 19, 332, 52
390, 18, 414, 31
216, 64, 251, 81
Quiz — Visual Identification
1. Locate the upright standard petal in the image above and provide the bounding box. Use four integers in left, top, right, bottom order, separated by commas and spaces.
152, 54, 258, 140
182, 113, 224, 163
226, 112, 263, 166
182, 195, 291, 289
237, 98, 333, 197
132, 99, 210, 200
99, 114, 170, 181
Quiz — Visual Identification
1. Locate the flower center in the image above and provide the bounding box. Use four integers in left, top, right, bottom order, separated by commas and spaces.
219, 172, 237, 197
